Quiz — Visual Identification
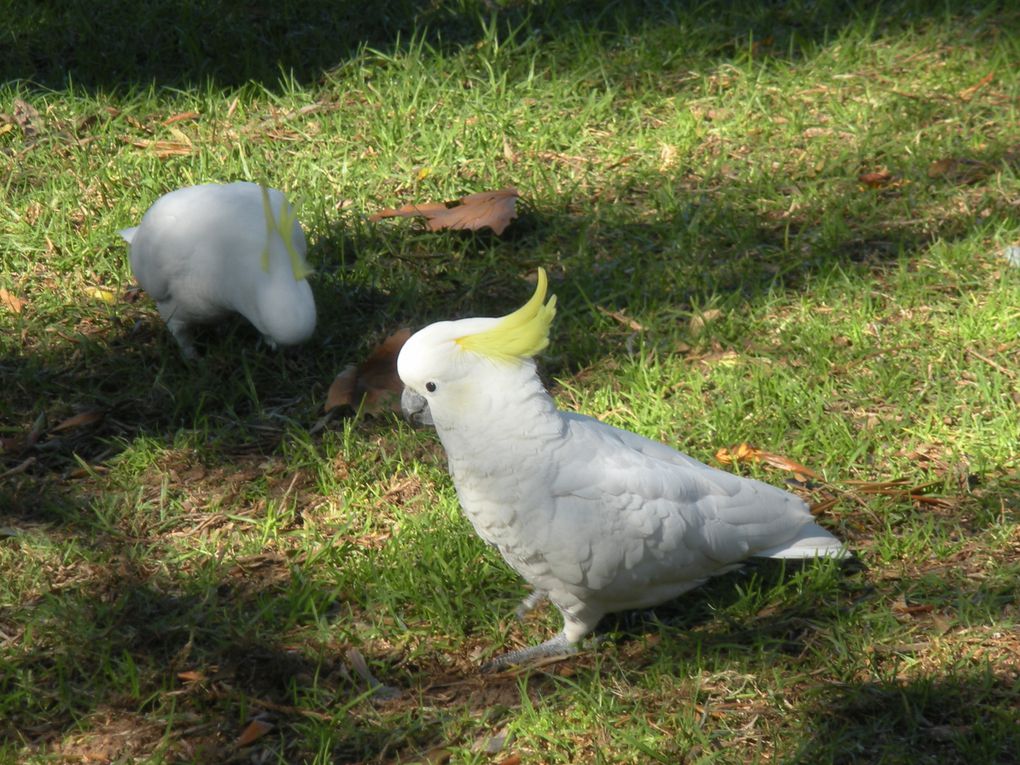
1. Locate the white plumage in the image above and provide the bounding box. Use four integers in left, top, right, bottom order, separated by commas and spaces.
120, 181, 316, 358
397, 270, 846, 669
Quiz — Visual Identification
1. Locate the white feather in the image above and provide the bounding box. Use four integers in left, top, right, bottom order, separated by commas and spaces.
121, 182, 316, 357
397, 319, 848, 665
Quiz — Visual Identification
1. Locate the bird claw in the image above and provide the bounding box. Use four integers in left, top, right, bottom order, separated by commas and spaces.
480, 631, 576, 673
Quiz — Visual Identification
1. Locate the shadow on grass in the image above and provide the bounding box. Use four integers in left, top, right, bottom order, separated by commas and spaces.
0, 551, 419, 760
3, 0, 1018, 91
2, 113, 1017, 509
793, 670, 1020, 764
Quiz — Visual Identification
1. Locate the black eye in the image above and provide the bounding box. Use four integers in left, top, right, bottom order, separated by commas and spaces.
425, 381, 437, 393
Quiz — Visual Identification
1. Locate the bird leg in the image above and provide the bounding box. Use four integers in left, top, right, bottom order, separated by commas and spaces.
481, 630, 576, 673
160, 308, 198, 359
514, 589, 548, 621
167, 322, 198, 359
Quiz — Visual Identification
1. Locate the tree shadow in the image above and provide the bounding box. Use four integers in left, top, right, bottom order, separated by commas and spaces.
4, 112, 1018, 515
792, 670, 1020, 764
4, 0, 1018, 91
0, 537, 426, 760
2, 1, 1018, 759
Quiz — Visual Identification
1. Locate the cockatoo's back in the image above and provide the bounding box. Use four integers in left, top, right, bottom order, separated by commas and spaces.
530, 413, 842, 611
121, 182, 315, 356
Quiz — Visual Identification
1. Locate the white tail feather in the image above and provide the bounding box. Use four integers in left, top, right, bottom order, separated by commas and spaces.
755, 522, 848, 559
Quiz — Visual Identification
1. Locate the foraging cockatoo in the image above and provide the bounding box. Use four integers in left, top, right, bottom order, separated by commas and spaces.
397, 269, 846, 670
120, 181, 316, 358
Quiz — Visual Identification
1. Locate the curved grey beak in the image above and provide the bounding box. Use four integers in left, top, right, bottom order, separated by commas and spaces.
401, 387, 434, 428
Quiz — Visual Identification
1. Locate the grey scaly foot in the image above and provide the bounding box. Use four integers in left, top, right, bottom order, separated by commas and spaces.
481, 630, 576, 673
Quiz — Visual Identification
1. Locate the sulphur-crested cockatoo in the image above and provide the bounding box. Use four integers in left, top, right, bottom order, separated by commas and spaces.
120, 182, 316, 358
397, 269, 846, 670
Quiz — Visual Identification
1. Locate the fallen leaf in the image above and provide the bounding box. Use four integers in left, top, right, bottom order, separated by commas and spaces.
858, 169, 893, 188
419, 747, 453, 765
235, 719, 272, 748
757, 452, 821, 480
128, 139, 194, 158
0, 457, 36, 480
928, 724, 973, 741
370, 187, 519, 235
0, 414, 46, 455
597, 306, 643, 331
325, 329, 410, 414
843, 478, 952, 508
346, 647, 401, 700
957, 71, 994, 101
472, 726, 513, 754
177, 670, 205, 683
0, 288, 26, 313
86, 286, 118, 304
12, 98, 42, 139
658, 143, 678, 171
689, 308, 723, 337
27, 410, 47, 448
162, 111, 200, 125
51, 410, 104, 432
715, 442, 760, 465
892, 593, 934, 616
926, 157, 990, 184
715, 442, 820, 480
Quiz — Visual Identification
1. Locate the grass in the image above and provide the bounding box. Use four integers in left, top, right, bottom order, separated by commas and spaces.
2, 0, 1019, 762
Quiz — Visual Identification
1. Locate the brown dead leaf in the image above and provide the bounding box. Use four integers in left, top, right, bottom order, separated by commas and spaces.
12, 98, 42, 139
4, 414, 44, 454
715, 441, 760, 465
926, 158, 955, 178
957, 71, 995, 101
0, 288, 26, 314
325, 329, 410, 414
418, 747, 453, 765
927, 157, 990, 184
689, 308, 723, 337
892, 593, 935, 616
844, 478, 952, 508
162, 111, 200, 125
51, 410, 104, 432
597, 306, 644, 331
128, 139, 194, 158
715, 442, 820, 481
177, 670, 205, 683
858, 169, 893, 188
370, 187, 519, 235
757, 452, 821, 480
235, 719, 272, 748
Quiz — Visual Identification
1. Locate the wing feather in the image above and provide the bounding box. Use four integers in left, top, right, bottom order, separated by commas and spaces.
544, 412, 827, 607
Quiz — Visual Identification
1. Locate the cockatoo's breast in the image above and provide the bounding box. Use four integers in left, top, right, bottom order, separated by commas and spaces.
437, 381, 564, 553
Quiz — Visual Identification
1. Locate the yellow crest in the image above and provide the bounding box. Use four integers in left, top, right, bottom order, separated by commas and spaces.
259, 183, 314, 280
456, 268, 557, 362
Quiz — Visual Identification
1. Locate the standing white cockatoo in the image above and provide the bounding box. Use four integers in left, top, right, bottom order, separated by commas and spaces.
120, 181, 316, 358
397, 269, 847, 670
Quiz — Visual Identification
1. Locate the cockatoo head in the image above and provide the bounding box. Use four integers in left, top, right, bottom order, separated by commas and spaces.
252, 184, 317, 347
398, 269, 557, 429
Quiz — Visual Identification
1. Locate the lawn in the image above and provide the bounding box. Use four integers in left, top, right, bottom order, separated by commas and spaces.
1, 0, 1019, 762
